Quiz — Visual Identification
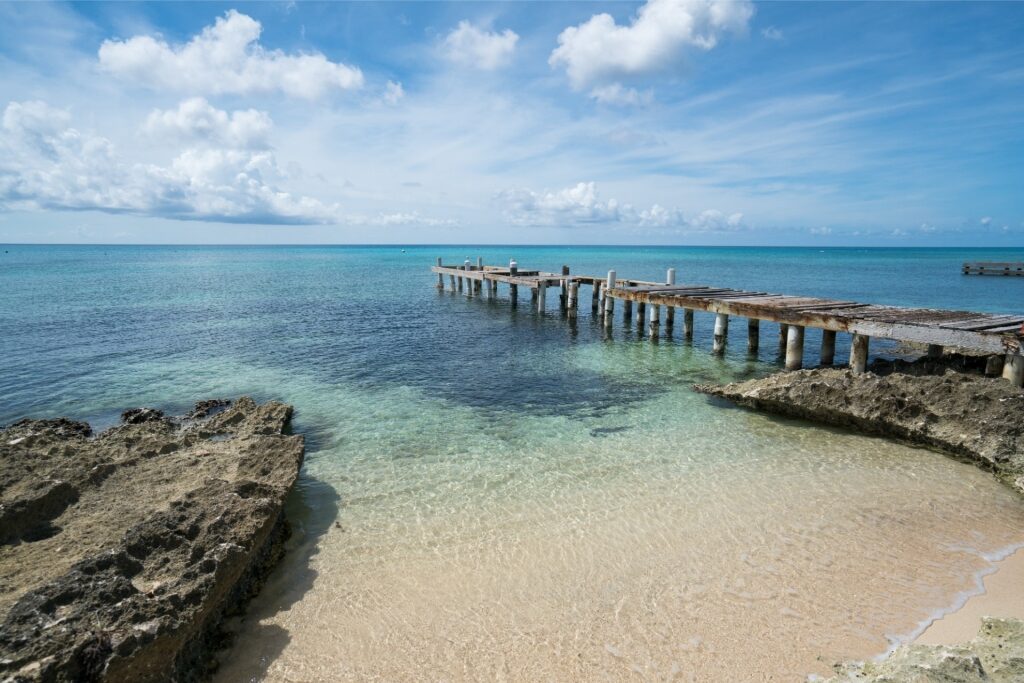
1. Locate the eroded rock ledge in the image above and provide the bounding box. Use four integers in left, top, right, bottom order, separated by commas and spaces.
696, 357, 1024, 494
0, 397, 304, 682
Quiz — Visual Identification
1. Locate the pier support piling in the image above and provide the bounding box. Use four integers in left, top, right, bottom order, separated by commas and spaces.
560, 266, 570, 309
568, 282, 579, 318
448, 274, 456, 291
604, 271, 616, 326
436, 258, 444, 288
850, 334, 870, 374
635, 302, 646, 328
785, 325, 805, 370
820, 330, 836, 366
747, 319, 760, 353
926, 344, 944, 358
683, 309, 694, 341
537, 285, 546, 313
778, 324, 788, 355
623, 299, 633, 323
713, 313, 729, 354
1003, 353, 1024, 387
649, 305, 660, 337
592, 283, 600, 312
986, 354, 1005, 377
487, 279, 495, 299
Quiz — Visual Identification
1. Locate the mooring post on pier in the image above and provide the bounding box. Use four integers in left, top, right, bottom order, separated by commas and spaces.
748, 318, 760, 353
1003, 353, 1024, 387
560, 266, 570, 309
568, 282, 579, 318
436, 257, 444, 288
509, 259, 518, 307
649, 304, 661, 337
850, 334, 870, 374
604, 271, 616, 326
778, 324, 788, 355
683, 309, 694, 341
713, 313, 729, 354
665, 269, 676, 330
785, 325, 805, 370
820, 330, 836, 366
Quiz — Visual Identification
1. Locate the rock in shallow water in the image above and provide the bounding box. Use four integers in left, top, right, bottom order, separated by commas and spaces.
0, 397, 304, 682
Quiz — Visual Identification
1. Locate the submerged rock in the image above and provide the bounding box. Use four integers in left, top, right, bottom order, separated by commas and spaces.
820, 617, 1024, 682
0, 397, 304, 682
696, 358, 1024, 493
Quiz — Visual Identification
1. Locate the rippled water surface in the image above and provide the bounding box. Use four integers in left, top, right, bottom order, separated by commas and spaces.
4, 245, 1024, 681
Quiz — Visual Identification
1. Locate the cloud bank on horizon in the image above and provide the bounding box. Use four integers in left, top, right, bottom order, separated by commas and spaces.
0, 0, 1021, 245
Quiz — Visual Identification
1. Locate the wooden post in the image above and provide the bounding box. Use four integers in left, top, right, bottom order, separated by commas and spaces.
560, 266, 570, 309
604, 270, 616, 325
648, 304, 660, 337
785, 325, 805, 370
926, 344, 943, 358
436, 257, 444, 288
747, 319, 760, 353
568, 282, 579, 318
778, 323, 788, 355
683, 309, 694, 341
537, 285, 546, 313
1003, 353, 1024, 387
713, 313, 729, 354
820, 330, 836, 366
850, 333, 869, 374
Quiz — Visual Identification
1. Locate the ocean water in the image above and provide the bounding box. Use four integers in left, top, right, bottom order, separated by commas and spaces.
3, 245, 1024, 681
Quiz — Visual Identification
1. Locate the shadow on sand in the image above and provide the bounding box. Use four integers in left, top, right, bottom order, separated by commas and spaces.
213, 471, 341, 681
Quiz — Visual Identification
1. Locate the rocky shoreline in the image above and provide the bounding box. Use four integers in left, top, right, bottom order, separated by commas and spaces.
697, 355, 1024, 681
0, 397, 304, 682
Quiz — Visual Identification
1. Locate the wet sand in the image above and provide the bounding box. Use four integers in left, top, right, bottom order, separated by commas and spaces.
917, 547, 1024, 646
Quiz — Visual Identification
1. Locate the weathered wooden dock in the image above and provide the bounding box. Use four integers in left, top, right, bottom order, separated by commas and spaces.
963, 261, 1024, 276
432, 258, 1024, 386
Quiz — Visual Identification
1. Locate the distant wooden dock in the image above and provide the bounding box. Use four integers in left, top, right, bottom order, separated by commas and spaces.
963, 262, 1024, 276
432, 258, 1024, 386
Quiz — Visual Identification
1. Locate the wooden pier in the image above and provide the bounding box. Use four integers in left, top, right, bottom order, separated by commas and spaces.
432, 259, 1024, 387
963, 262, 1024, 277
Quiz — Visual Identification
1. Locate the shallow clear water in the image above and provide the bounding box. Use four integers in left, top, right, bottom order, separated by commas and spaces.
3, 245, 1024, 681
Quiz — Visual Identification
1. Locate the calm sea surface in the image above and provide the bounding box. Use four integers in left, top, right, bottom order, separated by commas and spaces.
4, 245, 1024, 681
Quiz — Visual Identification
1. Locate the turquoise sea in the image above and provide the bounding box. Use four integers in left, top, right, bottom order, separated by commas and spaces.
4, 245, 1024, 681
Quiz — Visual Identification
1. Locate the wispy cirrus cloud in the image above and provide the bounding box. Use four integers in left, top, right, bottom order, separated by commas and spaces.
99, 10, 364, 98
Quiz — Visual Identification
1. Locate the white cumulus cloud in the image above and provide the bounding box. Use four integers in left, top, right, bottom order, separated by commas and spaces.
143, 97, 272, 149
443, 20, 519, 70
0, 100, 339, 224
498, 181, 743, 233
550, 0, 754, 89
98, 10, 363, 99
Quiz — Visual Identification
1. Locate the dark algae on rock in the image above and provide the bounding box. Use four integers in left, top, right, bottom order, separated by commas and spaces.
0, 397, 304, 682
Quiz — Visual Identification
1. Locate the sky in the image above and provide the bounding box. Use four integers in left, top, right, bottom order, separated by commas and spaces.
0, 0, 1022, 246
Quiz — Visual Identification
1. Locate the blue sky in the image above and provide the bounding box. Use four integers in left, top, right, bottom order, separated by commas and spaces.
0, 1, 1021, 245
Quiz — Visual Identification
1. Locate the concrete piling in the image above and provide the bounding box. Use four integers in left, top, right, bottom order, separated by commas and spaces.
785, 325, 805, 370
1003, 353, 1024, 387
649, 305, 660, 337
778, 324, 788, 355
713, 313, 729, 354
850, 334, 870, 374
820, 330, 836, 366
683, 309, 694, 341
747, 319, 759, 353
604, 271, 616, 326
